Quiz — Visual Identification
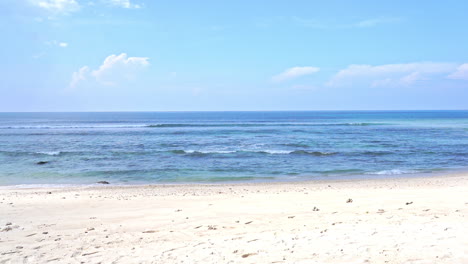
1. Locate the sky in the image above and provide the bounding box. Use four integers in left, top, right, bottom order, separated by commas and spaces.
1, 0, 468, 111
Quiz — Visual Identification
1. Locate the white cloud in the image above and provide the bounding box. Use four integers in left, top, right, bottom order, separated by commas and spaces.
30, 0, 142, 16
46, 40, 68, 47
92, 53, 149, 85
448, 64, 468, 80
106, 0, 141, 9
69, 66, 90, 89
30, 0, 80, 15
272, 66, 320, 82
400, 72, 427, 85
370, 78, 393, 88
69, 53, 149, 88
354, 17, 401, 28
328, 62, 458, 87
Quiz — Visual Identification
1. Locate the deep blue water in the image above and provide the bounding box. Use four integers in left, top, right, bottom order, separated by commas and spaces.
0, 111, 467, 186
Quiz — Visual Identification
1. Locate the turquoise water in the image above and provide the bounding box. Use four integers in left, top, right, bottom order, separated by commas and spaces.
0, 111, 467, 186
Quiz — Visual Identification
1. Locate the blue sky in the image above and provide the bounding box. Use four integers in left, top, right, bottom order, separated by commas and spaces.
1, 0, 468, 111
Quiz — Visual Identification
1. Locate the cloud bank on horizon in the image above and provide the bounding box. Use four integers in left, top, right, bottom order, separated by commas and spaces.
327, 62, 466, 87
1, 0, 468, 111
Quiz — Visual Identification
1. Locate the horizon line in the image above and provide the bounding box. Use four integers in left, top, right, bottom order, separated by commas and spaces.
0, 109, 467, 113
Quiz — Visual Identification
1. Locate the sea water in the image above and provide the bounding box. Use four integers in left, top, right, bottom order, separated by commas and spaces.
0, 111, 467, 186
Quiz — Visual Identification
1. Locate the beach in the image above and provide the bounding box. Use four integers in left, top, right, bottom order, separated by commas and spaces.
3, 0, 468, 262
1, 173, 467, 263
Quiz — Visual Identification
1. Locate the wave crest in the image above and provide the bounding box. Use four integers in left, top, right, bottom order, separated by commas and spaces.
290, 150, 336, 156
36, 151, 61, 156
366, 169, 418, 175
170, 149, 336, 156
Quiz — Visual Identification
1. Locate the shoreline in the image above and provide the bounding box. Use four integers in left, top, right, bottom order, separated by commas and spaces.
1, 168, 468, 191
1, 172, 467, 263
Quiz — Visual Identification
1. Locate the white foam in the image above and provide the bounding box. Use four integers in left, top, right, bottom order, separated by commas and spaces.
0, 183, 83, 189
366, 169, 417, 175
0, 124, 149, 129
261, 150, 293, 154
185, 150, 237, 154
36, 151, 61, 156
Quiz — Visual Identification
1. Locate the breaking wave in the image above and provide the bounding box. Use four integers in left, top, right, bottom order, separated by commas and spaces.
169, 149, 336, 156
366, 169, 418, 175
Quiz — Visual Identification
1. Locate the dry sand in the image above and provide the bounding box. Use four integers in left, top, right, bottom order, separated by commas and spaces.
1, 173, 468, 263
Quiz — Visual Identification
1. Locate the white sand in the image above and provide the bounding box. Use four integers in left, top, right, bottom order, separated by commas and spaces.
1, 173, 468, 263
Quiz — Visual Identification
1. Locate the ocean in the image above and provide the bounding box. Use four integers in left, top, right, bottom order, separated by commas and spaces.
0, 111, 467, 186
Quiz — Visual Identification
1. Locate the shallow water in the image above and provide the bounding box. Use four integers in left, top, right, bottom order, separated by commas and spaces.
0, 111, 467, 185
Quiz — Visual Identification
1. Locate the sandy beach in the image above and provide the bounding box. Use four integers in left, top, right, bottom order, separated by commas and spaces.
1, 173, 468, 264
